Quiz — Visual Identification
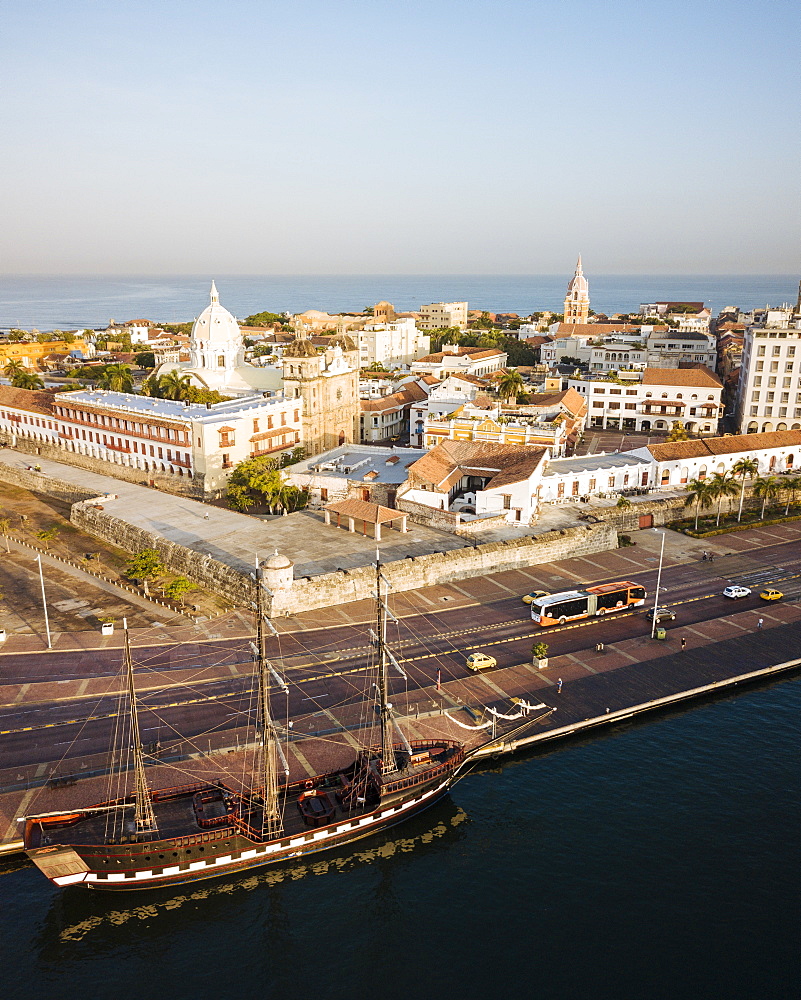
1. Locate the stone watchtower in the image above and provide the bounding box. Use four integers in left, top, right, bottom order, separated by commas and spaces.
563, 255, 590, 324
281, 332, 360, 456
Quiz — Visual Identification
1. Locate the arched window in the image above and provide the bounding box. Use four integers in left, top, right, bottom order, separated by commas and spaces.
217, 355, 225, 367
661, 392, 668, 398
677, 393, 683, 399
691, 394, 698, 400
698, 465, 707, 479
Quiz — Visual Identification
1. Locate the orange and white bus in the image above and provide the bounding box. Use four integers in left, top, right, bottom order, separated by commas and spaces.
530, 581, 646, 626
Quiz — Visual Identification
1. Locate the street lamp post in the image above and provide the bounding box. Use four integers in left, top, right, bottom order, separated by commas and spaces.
36, 553, 52, 649
651, 529, 665, 639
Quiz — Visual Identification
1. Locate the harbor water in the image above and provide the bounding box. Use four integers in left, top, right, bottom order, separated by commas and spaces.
2, 676, 799, 1000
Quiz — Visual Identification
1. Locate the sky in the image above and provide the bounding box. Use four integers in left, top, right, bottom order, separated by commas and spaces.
1, 0, 799, 275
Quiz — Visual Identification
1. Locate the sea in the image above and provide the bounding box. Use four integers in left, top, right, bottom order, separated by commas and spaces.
2, 679, 799, 1000
0, 273, 798, 330
1, 273, 799, 998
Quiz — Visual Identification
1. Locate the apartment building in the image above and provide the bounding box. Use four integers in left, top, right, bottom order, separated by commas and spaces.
734, 319, 801, 434
418, 302, 468, 330
357, 319, 430, 368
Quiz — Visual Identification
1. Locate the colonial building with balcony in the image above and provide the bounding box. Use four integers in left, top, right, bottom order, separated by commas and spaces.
568, 367, 723, 434
0, 385, 302, 496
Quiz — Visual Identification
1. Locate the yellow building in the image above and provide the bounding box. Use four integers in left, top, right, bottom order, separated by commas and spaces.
0, 339, 88, 370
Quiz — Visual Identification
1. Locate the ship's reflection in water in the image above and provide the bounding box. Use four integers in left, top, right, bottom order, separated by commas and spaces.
52, 802, 468, 944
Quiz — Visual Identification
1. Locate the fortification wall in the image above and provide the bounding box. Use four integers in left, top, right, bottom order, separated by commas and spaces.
70, 504, 254, 607
0, 460, 97, 505
270, 521, 618, 616
0, 436, 202, 497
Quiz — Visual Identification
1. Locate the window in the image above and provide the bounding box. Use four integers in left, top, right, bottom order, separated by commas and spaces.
756, 361, 764, 371
757, 346, 765, 356
773, 346, 781, 356
608, 475, 615, 488
253, 419, 259, 433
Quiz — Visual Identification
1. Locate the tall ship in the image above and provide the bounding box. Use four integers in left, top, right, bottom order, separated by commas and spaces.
22, 557, 542, 891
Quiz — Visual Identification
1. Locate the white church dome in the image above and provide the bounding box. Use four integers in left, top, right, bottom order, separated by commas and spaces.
191, 280, 242, 345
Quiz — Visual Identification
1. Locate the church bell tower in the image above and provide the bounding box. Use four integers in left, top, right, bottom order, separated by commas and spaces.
564, 255, 590, 324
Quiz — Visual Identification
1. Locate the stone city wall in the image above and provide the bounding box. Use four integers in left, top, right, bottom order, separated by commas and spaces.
0, 460, 97, 505
396, 496, 463, 530
0, 435, 203, 497
269, 521, 618, 616
71, 503, 254, 607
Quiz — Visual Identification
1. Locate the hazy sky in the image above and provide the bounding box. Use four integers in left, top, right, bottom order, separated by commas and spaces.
2, 1, 798, 274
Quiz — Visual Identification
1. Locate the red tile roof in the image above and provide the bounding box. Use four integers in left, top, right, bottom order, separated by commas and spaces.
0, 386, 57, 415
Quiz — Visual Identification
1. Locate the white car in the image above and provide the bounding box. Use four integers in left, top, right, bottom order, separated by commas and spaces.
723, 586, 751, 599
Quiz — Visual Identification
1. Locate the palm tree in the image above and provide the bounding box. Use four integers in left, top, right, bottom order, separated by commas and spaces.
97, 363, 134, 393
3, 359, 26, 378
157, 370, 193, 401
782, 474, 801, 516
497, 369, 525, 402
752, 475, 781, 520
731, 456, 759, 522
707, 472, 740, 526
684, 478, 714, 531
11, 370, 45, 390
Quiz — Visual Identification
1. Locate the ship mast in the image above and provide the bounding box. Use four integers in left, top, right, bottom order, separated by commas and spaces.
122, 620, 157, 834
375, 553, 397, 776
255, 568, 282, 837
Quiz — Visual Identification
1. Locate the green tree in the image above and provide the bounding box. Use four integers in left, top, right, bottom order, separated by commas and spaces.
3, 359, 26, 378
731, 456, 759, 522
783, 474, 801, 515
7, 330, 27, 342
61, 331, 76, 344
36, 332, 53, 344
497, 369, 525, 402
11, 371, 45, 390
35, 526, 59, 549
165, 577, 194, 603
616, 496, 632, 509
157, 370, 193, 401
126, 549, 165, 596
134, 351, 156, 369
242, 311, 284, 326
226, 456, 308, 512
684, 478, 713, 531
97, 363, 134, 393
707, 472, 739, 526
752, 475, 781, 520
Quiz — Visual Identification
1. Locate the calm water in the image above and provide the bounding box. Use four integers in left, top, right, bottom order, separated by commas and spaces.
0, 273, 797, 330
2, 676, 799, 1000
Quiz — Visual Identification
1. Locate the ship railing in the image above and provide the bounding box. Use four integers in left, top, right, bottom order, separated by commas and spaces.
170, 827, 233, 849
151, 780, 213, 803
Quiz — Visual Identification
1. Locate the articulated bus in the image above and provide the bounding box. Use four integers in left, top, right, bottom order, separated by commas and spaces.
530, 581, 646, 626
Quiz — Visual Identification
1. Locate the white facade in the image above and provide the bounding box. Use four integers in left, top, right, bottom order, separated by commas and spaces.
418, 302, 468, 331
0, 387, 303, 495
410, 345, 507, 379
357, 319, 430, 368
568, 369, 723, 434
539, 453, 652, 501
734, 322, 801, 434
629, 430, 801, 488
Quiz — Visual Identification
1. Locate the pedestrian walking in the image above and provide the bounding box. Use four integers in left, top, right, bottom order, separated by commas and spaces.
680, 637, 686, 650
709, 553, 714, 563
557, 678, 563, 694
702, 551, 708, 561
757, 618, 764, 630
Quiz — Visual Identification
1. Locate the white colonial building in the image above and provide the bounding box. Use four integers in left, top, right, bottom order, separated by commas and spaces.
568, 367, 723, 434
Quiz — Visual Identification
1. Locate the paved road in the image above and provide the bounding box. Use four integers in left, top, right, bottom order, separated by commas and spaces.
3, 531, 800, 777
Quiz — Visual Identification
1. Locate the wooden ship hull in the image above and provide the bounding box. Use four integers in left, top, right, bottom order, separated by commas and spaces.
24, 740, 465, 891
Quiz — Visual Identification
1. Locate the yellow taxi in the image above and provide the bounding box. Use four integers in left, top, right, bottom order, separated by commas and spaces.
521, 590, 548, 605
760, 588, 784, 601
465, 652, 497, 672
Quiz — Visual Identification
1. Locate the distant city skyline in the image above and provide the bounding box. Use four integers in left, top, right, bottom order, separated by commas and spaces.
2, 1, 799, 275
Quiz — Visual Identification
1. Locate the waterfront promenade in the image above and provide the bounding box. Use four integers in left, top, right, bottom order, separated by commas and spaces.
2, 520, 800, 856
